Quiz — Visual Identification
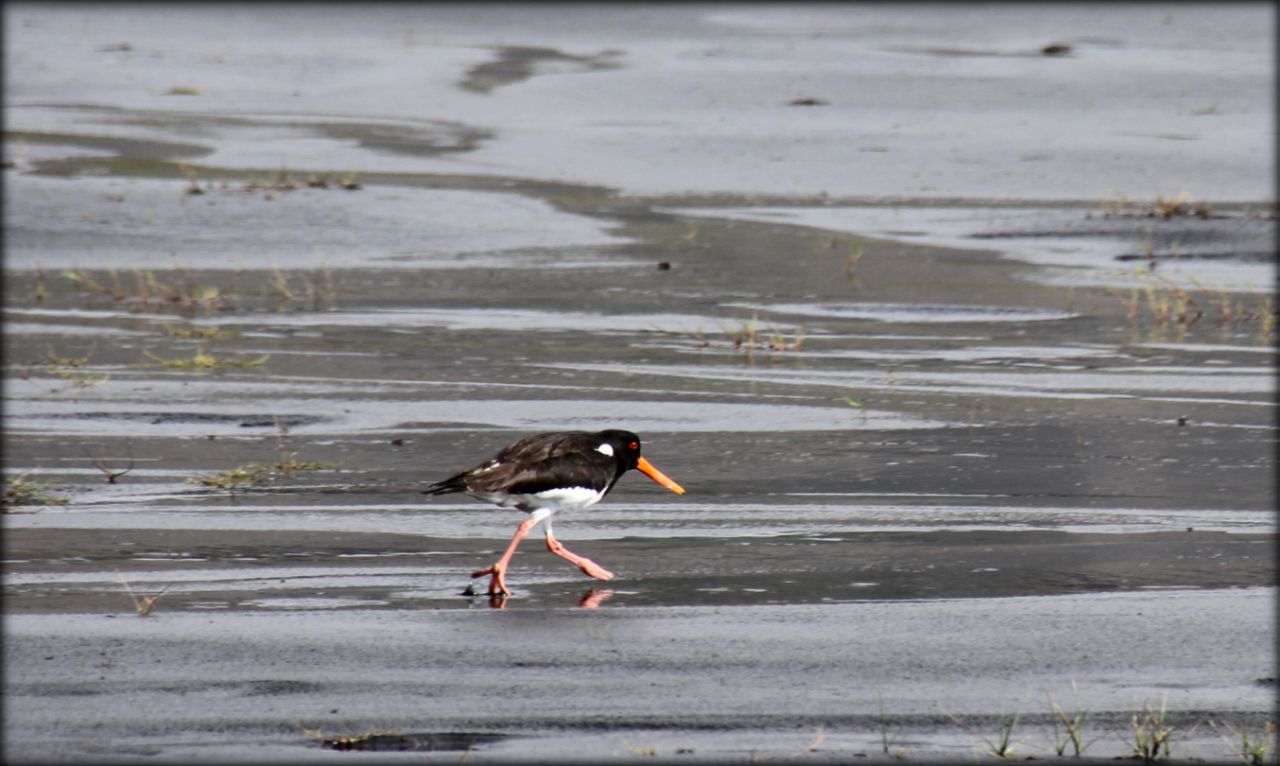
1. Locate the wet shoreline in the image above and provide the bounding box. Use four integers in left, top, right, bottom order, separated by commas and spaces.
4, 4, 1275, 763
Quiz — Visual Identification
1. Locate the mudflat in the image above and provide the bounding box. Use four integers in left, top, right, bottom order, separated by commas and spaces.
4, 4, 1275, 763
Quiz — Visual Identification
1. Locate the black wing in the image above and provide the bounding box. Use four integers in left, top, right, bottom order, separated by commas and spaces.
423, 432, 614, 495
490, 431, 599, 464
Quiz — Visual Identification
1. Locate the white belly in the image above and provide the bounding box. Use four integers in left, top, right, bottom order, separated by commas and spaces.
475, 486, 605, 513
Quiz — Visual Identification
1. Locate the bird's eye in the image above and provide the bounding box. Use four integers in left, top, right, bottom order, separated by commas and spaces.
629, 441, 639, 450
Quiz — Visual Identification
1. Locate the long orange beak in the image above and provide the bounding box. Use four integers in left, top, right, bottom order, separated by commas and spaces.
636, 456, 686, 495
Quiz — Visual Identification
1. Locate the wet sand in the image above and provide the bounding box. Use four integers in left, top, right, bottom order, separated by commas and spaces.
5, 588, 1274, 763
3, 4, 1276, 764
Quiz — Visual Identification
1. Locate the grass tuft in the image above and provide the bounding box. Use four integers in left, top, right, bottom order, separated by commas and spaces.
3, 472, 70, 512
1107, 272, 1273, 342
845, 242, 864, 292
57, 262, 335, 315
793, 726, 825, 755
64, 265, 235, 313
188, 453, 334, 492
1099, 191, 1215, 220
144, 347, 270, 370
300, 725, 406, 752
878, 695, 906, 758
45, 346, 111, 387
117, 573, 171, 616
1210, 717, 1275, 766
271, 266, 294, 302
90, 451, 135, 484
622, 739, 658, 756
188, 419, 337, 493
1128, 696, 1178, 762
1048, 687, 1103, 757
986, 713, 1023, 759
35, 263, 47, 305
721, 313, 805, 353
163, 324, 239, 340
946, 710, 1027, 760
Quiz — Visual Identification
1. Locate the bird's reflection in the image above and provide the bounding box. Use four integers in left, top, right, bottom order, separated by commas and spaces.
463, 587, 615, 609
577, 588, 614, 609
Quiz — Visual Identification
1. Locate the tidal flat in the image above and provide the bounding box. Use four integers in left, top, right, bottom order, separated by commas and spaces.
4, 4, 1275, 763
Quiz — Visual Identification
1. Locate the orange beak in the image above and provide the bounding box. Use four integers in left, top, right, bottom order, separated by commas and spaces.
635, 456, 686, 495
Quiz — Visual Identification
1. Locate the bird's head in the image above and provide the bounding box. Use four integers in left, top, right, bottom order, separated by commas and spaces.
597, 429, 685, 495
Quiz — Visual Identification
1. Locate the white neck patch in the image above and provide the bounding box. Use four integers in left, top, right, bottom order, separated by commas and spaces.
595, 443, 615, 457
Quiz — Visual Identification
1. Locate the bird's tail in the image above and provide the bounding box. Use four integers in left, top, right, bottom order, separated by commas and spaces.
422, 473, 468, 496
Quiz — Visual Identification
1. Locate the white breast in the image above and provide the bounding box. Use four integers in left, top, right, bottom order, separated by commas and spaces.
475, 486, 605, 513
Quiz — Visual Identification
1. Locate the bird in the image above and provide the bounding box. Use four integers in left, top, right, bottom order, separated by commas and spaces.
423, 429, 685, 596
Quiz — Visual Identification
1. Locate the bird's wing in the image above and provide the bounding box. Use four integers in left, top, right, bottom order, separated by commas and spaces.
423, 432, 606, 496
492, 431, 597, 463
467, 449, 615, 495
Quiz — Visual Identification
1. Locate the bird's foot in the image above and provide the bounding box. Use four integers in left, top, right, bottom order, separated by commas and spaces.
470, 564, 510, 596
577, 560, 614, 581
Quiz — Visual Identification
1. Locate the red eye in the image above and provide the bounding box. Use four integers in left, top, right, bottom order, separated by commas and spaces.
629, 441, 639, 450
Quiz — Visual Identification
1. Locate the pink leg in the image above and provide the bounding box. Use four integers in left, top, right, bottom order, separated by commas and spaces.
545, 528, 614, 581
472, 516, 539, 595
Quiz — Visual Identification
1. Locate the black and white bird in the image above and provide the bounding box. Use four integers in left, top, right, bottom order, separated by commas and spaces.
423, 429, 685, 596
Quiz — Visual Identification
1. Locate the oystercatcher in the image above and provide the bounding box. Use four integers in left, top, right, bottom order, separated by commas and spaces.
423, 429, 685, 596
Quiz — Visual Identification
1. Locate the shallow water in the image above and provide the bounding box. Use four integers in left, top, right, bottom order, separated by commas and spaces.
3, 4, 1275, 763
675, 206, 1278, 294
